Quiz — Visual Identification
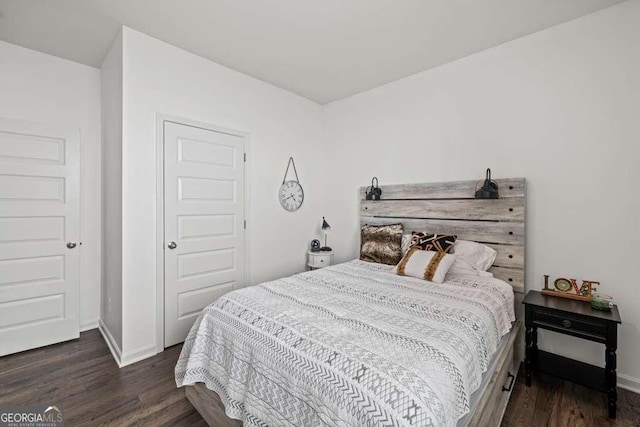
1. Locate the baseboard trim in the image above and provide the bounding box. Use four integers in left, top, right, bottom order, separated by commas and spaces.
80, 318, 99, 332
98, 319, 122, 367
120, 345, 158, 367
618, 373, 640, 394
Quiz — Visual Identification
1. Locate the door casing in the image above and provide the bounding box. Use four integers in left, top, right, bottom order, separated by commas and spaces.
155, 114, 251, 352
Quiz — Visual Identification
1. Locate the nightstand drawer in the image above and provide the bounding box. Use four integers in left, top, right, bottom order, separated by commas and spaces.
310, 255, 331, 267
308, 251, 333, 269
532, 308, 607, 341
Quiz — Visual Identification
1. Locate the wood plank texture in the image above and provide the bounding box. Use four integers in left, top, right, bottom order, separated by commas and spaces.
361, 198, 524, 221
1, 329, 638, 426
513, 293, 525, 365
0, 329, 206, 426
503, 364, 640, 427
487, 244, 525, 269
359, 178, 526, 199
360, 177, 526, 302
186, 384, 240, 427
468, 321, 519, 426
362, 216, 525, 245
489, 266, 525, 293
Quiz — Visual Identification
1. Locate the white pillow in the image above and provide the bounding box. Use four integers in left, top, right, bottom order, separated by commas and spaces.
395, 248, 456, 284
453, 240, 496, 271
447, 257, 495, 277
403, 236, 496, 270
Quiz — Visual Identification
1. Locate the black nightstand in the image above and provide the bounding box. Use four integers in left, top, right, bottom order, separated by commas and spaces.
523, 291, 622, 418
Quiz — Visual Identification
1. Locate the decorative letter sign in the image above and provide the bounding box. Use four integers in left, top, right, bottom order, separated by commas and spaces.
542, 274, 599, 302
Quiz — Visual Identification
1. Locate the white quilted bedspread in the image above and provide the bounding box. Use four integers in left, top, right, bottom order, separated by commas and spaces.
176, 260, 515, 427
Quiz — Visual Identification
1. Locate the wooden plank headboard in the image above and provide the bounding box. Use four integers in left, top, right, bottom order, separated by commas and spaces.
359, 178, 526, 295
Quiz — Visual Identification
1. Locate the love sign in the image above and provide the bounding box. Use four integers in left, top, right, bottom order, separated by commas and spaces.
541, 274, 599, 302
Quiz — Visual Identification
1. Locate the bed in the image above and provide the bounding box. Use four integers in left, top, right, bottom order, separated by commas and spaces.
176, 178, 526, 426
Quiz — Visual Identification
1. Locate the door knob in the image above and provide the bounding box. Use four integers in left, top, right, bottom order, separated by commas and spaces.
167, 241, 177, 250
66, 242, 77, 249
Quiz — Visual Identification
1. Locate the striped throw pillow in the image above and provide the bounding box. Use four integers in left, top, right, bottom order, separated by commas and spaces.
395, 247, 456, 283
410, 232, 457, 253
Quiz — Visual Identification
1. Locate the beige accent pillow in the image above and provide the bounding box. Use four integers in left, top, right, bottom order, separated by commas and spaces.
360, 223, 404, 265
395, 247, 456, 284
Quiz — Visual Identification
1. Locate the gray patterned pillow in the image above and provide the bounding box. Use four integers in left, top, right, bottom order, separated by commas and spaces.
360, 223, 404, 265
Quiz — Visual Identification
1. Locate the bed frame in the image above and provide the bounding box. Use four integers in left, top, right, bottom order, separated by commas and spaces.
185, 178, 526, 427
360, 178, 526, 425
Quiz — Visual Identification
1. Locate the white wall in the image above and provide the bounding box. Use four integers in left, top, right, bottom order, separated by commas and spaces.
100, 33, 124, 352
118, 27, 325, 363
7, 2, 632, 382
0, 40, 102, 331
322, 1, 640, 388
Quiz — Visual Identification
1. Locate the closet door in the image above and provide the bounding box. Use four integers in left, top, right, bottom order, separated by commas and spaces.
163, 121, 245, 347
0, 117, 80, 356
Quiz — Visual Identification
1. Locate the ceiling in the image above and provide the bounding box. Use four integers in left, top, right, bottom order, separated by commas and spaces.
0, 0, 625, 104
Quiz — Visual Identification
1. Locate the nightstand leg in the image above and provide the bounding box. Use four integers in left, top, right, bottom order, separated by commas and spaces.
606, 346, 617, 418
525, 325, 534, 387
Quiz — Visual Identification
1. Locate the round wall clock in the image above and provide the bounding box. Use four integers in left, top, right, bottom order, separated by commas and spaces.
279, 157, 304, 212
279, 180, 304, 211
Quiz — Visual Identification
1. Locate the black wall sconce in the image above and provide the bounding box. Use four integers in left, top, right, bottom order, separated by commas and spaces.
365, 177, 382, 200
475, 168, 499, 199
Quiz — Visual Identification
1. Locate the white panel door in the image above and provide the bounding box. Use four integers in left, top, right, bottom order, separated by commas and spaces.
0, 117, 80, 356
164, 121, 245, 347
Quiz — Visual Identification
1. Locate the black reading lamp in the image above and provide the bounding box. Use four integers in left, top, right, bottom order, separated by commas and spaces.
475, 168, 499, 199
320, 217, 332, 251
365, 177, 382, 200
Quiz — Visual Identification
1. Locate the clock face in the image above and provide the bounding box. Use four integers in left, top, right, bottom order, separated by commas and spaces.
279, 180, 304, 212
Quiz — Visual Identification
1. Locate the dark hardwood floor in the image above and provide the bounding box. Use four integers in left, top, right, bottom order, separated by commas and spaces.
0, 329, 204, 426
1, 329, 639, 426
503, 366, 640, 427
